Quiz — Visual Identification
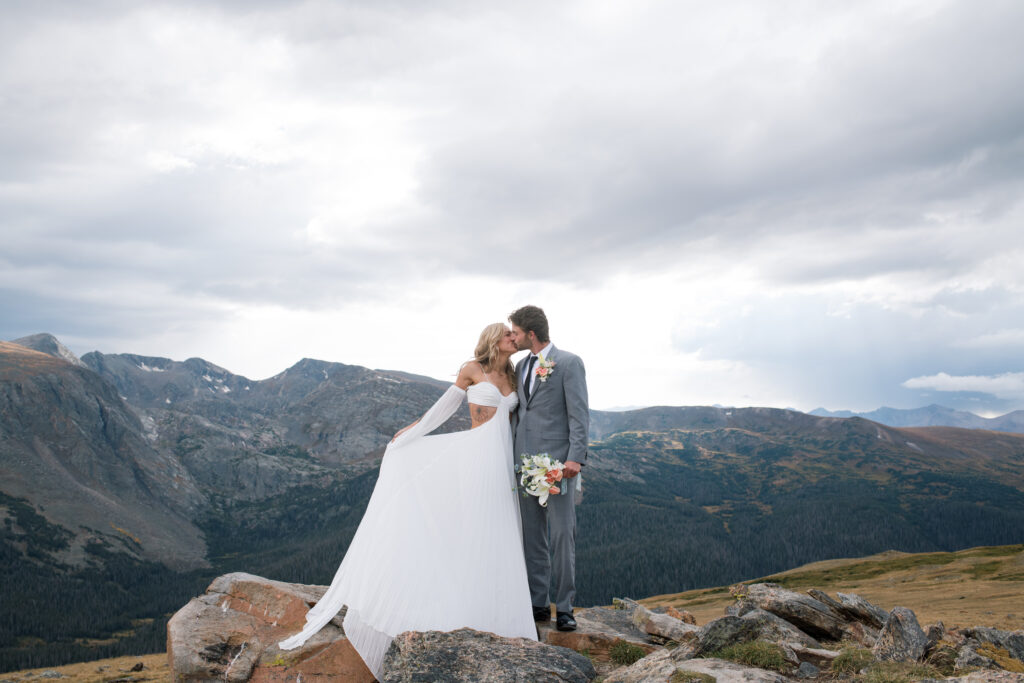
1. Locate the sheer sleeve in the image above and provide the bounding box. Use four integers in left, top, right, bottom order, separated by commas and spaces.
389, 384, 466, 448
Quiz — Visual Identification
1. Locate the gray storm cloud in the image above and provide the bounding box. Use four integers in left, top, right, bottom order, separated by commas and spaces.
2, 0, 1023, 411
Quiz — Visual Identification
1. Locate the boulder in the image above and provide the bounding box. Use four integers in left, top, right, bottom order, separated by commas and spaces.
795, 661, 820, 678
604, 652, 791, 683
962, 627, 1024, 663
787, 643, 841, 669
578, 602, 659, 645
809, 589, 881, 643
380, 628, 596, 682
638, 612, 699, 644
692, 616, 763, 656
956, 645, 998, 671
541, 604, 660, 662
836, 592, 890, 629
625, 600, 700, 644
601, 648, 678, 682
740, 608, 822, 649
873, 607, 928, 663
926, 622, 948, 646
741, 583, 847, 640
674, 657, 791, 682
167, 572, 374, 683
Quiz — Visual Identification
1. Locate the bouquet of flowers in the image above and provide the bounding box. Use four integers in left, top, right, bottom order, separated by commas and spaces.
518, 453, 565, 507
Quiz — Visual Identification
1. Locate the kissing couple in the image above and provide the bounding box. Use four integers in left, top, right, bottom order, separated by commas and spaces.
279, 305, 590, 679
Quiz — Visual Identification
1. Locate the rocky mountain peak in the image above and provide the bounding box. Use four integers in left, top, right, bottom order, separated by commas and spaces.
9, 332, 85, 367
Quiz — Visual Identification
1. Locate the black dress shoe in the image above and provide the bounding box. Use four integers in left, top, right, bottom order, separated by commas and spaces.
556, 611, 577, 631
533, 606, 551, 622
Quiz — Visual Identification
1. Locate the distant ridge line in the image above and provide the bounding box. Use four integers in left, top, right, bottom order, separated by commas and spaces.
809, 403, 1024, 434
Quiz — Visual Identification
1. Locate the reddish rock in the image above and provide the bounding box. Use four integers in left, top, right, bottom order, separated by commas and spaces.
542, 629, 660, 662
250, 638, 374, 682
167, 572, 373, 682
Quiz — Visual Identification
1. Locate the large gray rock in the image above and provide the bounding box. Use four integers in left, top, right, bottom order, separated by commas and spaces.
675, 657, 791, 682
688, 609, 822, 662
873, 606, 928, 662
540, 605, 660, 663
956, 644, 997, 671
836, 592, 890, 628
621, 598, 700, 644
602, 648, 678, 682
381, 628, 596, 682
604, 651, 790, 683
962, 627, 1024, 663
693, 616, 764, 656
740, 608, 822, 649
796, 661, 820, 678
742, 583, 847, 640
808, 589, 881, 644
787, 643, 841, 669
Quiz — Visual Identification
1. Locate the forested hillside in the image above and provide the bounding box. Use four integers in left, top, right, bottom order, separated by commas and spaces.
4, 338, 1024, 672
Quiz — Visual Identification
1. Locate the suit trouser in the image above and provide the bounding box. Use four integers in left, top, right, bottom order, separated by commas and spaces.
519, 477, 577, 613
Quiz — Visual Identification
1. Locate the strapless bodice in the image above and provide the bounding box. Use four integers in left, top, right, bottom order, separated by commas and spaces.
466, 381, 519, 409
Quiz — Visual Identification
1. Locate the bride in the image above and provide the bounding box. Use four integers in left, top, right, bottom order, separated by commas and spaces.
278, 323, 537, 678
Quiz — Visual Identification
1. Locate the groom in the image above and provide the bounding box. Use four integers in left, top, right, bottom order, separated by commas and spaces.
509, 305, 589, 632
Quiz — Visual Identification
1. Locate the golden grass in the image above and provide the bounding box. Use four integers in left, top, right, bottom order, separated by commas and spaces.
0, 340, 70, 379
5, 652, 169, 683
641, 544, 1024, 630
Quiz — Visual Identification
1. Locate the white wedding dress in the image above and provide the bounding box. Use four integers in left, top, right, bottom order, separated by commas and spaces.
278, 381, 536, 679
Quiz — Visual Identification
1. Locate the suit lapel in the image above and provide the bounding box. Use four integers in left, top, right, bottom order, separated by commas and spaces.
526, 345, 556, 407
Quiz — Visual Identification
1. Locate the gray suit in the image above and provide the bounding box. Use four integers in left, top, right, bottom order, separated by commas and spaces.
513, 345, 589, 613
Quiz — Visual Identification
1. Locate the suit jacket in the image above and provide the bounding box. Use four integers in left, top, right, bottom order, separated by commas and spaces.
513, 345, 589, 466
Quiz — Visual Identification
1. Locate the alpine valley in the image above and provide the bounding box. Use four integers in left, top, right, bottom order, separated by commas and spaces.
2, 334, 1024, 672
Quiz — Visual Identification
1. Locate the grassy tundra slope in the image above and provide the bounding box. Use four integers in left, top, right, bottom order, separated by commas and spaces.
643, 543, 1024, 631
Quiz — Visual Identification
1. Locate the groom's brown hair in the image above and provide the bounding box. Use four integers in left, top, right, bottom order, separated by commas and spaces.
510, 305, 550, 343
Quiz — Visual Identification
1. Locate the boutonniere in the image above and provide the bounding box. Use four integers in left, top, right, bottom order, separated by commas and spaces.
535, 356, 556, 382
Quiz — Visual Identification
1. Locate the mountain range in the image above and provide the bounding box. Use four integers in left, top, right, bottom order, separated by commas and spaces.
3, 333, 1024, 672
809, 404, 1024, 433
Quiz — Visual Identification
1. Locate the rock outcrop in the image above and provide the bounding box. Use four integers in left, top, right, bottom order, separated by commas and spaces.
597, 584, 1024, 681
873, 606, 928, 662
168, 574, 1024, 682
167, 572, 373, 683
381, 629, 595, 682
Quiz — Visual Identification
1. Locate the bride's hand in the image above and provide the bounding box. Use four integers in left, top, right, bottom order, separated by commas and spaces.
391, 421, 418, 443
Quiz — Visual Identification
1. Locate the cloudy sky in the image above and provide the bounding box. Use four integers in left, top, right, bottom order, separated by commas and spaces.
2, 0, 1023, 414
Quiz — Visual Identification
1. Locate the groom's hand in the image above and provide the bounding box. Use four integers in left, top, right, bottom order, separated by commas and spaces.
563, 461, 581, 478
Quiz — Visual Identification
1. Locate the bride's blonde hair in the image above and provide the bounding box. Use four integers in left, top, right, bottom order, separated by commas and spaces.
474, 322, 516, 388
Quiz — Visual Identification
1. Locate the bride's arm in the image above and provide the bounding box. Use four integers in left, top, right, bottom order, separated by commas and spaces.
390, 420, 419, 442
389, 363, 479, 445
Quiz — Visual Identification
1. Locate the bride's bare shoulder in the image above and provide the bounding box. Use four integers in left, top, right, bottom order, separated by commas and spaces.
456, 360, 484, 389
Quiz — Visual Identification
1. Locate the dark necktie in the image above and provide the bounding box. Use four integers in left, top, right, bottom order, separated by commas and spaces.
524, 355, 537, 401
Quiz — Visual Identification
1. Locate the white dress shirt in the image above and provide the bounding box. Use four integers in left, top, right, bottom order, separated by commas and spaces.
522, 342, 553, 397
